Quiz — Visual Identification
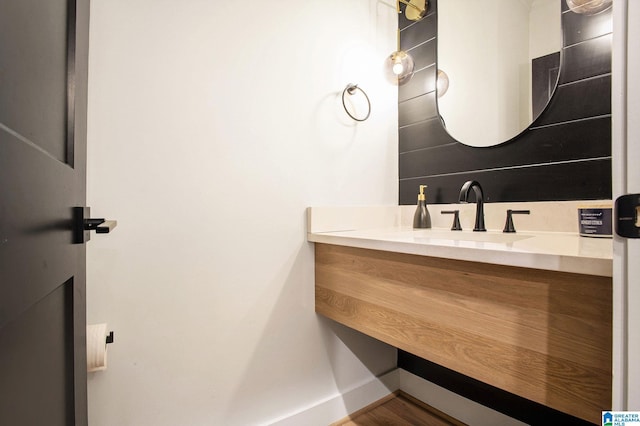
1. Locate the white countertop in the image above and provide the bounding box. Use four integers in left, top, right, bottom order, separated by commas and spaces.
307, 204, 613, 277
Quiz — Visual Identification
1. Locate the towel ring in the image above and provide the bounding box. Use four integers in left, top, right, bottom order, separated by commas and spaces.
342, 84, 371, 122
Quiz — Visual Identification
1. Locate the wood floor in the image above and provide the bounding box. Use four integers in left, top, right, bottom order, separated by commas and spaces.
331, 391, 467, 426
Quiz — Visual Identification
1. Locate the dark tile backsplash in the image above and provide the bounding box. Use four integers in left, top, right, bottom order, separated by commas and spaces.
559, 33, 612, 83
400, 117, 612, 179
398, 65, 436, 102
398, 0, 612, 204
405, 39, 436, 71
400, 158, 612, 204
398, 92, 437, 127
400, 13, 437, 51
399, 117, 451, 152
534, 75, 611, 126
562, 7, 613, 46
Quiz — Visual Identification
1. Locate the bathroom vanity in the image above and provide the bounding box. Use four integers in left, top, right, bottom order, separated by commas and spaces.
308, 204, 612, 424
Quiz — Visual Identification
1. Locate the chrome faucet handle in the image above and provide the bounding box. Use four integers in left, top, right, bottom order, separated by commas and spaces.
441, 210, 462, 231
503, 209, 530, 233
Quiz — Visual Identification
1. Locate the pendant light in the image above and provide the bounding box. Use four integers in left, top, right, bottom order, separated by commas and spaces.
385, 38, 415, 85
385, 0, 427, 85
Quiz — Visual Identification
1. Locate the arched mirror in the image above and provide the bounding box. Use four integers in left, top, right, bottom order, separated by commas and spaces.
437, 0, 562, 147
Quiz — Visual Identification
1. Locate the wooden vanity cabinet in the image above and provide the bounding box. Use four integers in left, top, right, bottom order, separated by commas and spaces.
314, 243, 612, 424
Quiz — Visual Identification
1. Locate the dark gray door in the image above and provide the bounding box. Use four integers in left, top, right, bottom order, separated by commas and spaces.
0, 0, 90, 424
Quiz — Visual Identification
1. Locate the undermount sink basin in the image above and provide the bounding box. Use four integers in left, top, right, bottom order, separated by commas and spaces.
406, 229, 534, 244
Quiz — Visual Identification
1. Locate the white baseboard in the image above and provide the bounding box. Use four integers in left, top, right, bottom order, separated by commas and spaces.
399, 369, 527, 426
267, 369, 400, 426
267, 368, 527, 426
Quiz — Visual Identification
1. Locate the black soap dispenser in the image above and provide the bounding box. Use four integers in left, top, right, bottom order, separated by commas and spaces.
413, 185, 432, 229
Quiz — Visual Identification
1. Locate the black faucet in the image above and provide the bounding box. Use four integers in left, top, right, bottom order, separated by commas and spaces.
459, 180, 486, 231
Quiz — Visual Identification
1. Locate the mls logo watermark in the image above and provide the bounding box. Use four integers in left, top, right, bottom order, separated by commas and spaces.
603, 411, 640, 426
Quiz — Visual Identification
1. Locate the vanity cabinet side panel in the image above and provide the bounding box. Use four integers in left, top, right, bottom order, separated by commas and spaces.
314, 243, 612, 424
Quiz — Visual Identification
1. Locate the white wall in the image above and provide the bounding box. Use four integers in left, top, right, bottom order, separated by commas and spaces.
86, 1, 399, 425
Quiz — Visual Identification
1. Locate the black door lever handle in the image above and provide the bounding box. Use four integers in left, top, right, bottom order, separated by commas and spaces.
73, 207, 117, 243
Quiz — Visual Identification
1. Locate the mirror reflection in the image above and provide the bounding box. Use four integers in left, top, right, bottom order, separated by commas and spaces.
437, 0, 562, 147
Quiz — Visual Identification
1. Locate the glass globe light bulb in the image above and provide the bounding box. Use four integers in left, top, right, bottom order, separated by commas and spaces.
385, 50, 415, 85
